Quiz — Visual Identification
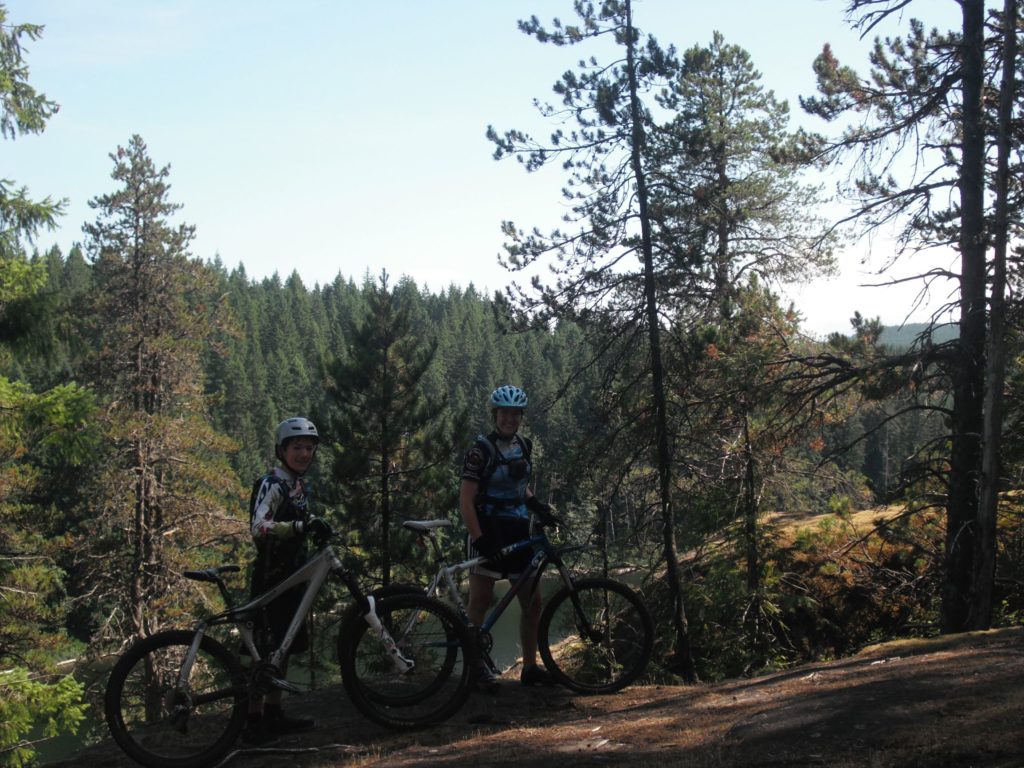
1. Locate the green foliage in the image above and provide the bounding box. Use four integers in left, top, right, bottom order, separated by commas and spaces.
0, 6, 92, 761
0, 4, 64, 262
322, 272, 467, 585
0, 251, 44, 306
0, 375, 97, 663
670, 506, 942, 681
0, 668, 86, 768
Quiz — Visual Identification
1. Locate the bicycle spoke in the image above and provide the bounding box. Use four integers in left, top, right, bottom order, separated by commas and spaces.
105, 630, 247, 768
539, 578, 653, 694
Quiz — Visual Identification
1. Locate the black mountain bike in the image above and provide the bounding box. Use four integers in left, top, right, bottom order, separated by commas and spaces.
104, 530, 476, 768
383, 516, 654, 694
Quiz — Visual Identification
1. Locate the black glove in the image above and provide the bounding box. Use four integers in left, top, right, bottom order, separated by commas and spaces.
472, 533, 501, 561
304, 516, 333, 542
526, 497, 559, 529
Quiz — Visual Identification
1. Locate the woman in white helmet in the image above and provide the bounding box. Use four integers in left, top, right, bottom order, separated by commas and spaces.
245, 417, 332, 742
459, 385, 557, 690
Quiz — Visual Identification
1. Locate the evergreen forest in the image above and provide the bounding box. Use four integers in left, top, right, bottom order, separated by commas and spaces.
4, 1, 1024, 763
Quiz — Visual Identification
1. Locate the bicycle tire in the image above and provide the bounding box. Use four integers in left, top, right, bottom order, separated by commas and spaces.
538, 577, 653, 694
338, 592, 475, 728
368, 582, 463, 704
371, 582, 428, 600
104, 629, 248, 768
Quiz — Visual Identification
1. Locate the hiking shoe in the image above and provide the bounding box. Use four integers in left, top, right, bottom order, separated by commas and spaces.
263, 708, 315, 734
520, 664, 556, 687
474, 664, 500, 693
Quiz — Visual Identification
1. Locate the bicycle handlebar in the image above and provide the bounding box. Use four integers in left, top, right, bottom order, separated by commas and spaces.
182, 565, 240, 583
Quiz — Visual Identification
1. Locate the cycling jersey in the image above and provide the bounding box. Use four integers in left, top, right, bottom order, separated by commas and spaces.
248, 466, 311, 653
462, 431, 534, 576
461, 431, 532, 520
251, 466, 309, 539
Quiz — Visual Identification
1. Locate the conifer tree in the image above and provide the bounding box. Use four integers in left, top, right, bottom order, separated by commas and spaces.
488, 0, 699, 680
78, 135, 243, 648
0, 5, 89, 761
800, 0, 1003, 631
323, 272, 465, 586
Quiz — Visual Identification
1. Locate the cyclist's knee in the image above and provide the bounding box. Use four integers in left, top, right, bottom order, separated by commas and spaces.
467, 576, 495, 613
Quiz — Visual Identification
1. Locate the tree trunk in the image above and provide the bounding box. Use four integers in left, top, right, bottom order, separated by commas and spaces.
973, 0, 1016, 630
624, 0, 698, 682
942, 0, 986, 634
742, 410, 759, 594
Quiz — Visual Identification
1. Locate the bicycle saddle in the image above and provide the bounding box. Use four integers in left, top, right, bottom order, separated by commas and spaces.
402, 519, 453, 532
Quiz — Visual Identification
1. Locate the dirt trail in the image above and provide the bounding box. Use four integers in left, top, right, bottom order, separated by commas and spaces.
61, 628, 1024, 768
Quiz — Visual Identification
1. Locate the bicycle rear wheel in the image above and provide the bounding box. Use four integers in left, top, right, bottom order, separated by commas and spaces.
338, 593, 474, 728
104, 629, 248, 768
539, 577, 653, 694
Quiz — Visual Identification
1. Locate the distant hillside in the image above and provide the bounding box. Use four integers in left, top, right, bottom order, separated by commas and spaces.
878, 322, 958, 350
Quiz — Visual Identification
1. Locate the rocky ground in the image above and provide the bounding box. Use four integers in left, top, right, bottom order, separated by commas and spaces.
62, 627, 1024, 768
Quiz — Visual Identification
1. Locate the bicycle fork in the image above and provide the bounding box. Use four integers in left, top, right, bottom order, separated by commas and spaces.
362, 595, 416, 674
166, 630, 207, 734
337, 567, 416, 675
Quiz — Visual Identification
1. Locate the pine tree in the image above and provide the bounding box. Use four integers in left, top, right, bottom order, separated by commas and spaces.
800, 0, 1000, 631
323, 272, 466, 586
653, 31, 833, 317
0, 5, 88, 762
77, 135, 243, 648
488, 0, 699, 680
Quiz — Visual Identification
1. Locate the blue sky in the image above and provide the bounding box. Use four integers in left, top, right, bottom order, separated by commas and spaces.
7, 0, 961, 335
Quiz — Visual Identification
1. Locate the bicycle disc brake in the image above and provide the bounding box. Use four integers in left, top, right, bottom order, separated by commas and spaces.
164, 689, 192, 734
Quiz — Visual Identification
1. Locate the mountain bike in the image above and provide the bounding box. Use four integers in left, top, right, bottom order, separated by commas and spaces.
382, 516, 654, 694
104, 529, 476, 768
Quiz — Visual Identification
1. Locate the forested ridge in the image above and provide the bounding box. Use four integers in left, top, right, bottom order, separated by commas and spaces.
4, 0, 1024, 764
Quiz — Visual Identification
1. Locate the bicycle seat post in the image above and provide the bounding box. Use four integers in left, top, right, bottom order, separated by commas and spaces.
214, 576, 233, 609
427, 530, 446, 561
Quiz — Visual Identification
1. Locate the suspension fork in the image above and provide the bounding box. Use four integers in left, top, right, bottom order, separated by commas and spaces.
337, 567, 415, 674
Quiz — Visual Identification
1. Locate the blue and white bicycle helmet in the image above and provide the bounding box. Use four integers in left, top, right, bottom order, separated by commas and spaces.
488, 385, 528, 410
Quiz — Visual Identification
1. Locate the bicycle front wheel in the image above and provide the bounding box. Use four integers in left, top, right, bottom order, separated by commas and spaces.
104, 630, 248, 768
539, 577, 654, 694
338, 593, 475, 729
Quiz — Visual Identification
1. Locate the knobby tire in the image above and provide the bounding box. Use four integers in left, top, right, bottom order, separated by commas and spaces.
104, 629, 248, 768
538, 577, 653, 694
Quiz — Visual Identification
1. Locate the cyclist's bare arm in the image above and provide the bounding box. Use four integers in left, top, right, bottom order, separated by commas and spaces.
459, 479, 483, 540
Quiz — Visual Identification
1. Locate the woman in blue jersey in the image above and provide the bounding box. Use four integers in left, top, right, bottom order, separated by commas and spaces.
459, 385, 555, 690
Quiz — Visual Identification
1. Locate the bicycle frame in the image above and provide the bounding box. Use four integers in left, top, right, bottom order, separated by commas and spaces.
404, 520, 585, 636
180, 541, 412, 696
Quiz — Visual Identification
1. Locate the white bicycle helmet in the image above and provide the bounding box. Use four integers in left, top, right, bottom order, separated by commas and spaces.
275, 417, 319, 447
488, 385, 528, 410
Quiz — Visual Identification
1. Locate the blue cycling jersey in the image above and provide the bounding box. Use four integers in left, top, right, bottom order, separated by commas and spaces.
461, 432, 532, 520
